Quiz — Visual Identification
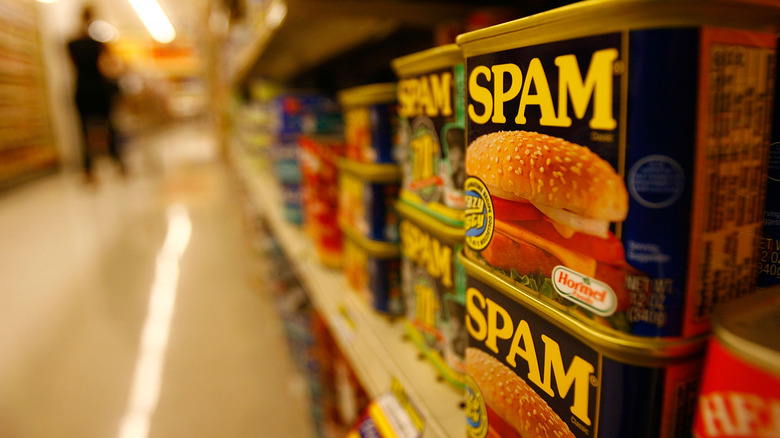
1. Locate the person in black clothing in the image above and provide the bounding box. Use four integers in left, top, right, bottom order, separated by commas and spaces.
68, 6, 125, 183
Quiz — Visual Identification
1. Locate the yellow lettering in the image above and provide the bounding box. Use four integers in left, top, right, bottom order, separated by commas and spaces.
515, 58, 559, 126
505, 320, 544, 390
468, 66, 492, 124
429, 73, 452, 117
397, 79, 416, 118
540, 336, 593, 426
466, 287, 487, 341
485, 298, 513, 354
415, 283, 438, 327
432, 239, 452, 288
491, 64, 523, 124
555, 49, 618, 130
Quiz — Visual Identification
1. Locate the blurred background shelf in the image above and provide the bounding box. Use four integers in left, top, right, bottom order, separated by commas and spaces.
231, 142, 465, 438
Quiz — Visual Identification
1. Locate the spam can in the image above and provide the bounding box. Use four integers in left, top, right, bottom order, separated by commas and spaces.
392, 45, 467, 226
397, 200, 468, 388
341, 220, 403, 315
338, 83, 399, 164
457, 0, 780, 339
758, 60, 780, 288
462, 253, 706, 438
693, 287, 780, 437
338, 158, 400, 242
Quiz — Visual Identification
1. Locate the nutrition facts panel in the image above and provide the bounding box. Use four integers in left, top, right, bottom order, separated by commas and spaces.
694, 36, 776, 322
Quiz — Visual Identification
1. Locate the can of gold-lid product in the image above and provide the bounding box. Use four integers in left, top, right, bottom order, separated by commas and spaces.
397, 200, 467, 388
462, 252, 707, 438
457, 0, 780, 339
692, 287, 780, 437
338, 158, 401, 243
341, 219, 402, 315
392, 44, 467, 227
338, 83, 399, 164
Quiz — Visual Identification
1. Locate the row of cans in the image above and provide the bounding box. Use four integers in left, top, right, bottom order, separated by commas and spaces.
383, 0, 780, 437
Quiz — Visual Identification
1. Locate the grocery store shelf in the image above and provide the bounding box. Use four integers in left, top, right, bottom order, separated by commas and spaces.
231, 147, 464, 438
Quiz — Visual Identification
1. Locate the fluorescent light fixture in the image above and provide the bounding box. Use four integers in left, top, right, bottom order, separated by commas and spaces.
265, 0, 287, 30
88, 20, 119, 42
37, 0, 57, 3
128, 0, 176, 43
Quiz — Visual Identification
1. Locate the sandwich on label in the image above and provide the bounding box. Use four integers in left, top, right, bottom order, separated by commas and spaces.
465, 130, 632, 322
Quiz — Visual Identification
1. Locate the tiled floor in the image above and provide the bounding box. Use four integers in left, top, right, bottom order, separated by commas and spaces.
0, 121, 314, 437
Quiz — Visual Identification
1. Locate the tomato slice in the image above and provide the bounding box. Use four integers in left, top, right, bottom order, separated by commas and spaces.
492, 196, 544, 222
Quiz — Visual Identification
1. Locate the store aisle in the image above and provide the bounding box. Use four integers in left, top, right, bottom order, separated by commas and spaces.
0, 122, 314, 438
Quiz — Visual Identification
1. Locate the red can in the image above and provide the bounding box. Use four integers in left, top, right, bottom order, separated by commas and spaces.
693, 287, 780, 437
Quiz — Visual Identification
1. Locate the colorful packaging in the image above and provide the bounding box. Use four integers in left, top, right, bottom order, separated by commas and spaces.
273, 94, 343, 135
693, 287, 780, 437
338, 159, 401, 242
392, 45, 467, 226
463, 254, 706, 438
397, 200, 467, 388
300, 135, 346, 268
341, 221, 403, 315
338, 83, 399, 164
457, 0, 780, 339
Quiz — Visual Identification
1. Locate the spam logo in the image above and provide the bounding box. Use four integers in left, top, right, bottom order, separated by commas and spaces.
398, 72, 454, 118
466, 286, 596, 426
400, 219, 453, 288
468, 48, 618, 130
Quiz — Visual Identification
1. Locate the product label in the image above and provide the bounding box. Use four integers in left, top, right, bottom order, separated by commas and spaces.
344, 103, 399, 164
694, 340, 780, 437
466, 272, 702, 437
398, 66, 466, 223
464, 29, 776, 337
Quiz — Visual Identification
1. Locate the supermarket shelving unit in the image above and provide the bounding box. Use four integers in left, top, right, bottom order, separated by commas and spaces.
231, 144, 465, 438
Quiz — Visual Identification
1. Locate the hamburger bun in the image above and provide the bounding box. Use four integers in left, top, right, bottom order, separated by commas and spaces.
466, 130, 628, 224
467, 347, 575, 438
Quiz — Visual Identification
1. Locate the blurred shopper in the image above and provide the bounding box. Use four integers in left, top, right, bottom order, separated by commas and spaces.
67, 5, 125, 183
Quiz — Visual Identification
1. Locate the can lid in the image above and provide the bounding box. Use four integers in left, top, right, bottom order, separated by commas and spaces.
456, 0, 780, 58
396, 200, 464, 243
338, 158, 401, 183
391, 44, 463, 78
338, 83, 397, 107
460, 251, 707, 365
340, 218, 400, 258
712, 287, 780, 376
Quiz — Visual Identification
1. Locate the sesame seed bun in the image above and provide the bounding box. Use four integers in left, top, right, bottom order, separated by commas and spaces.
467, 347, 575, 438
466, 131, 628, 222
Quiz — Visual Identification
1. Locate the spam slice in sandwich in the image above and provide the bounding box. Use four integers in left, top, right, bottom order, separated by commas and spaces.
466, 130, 632, 313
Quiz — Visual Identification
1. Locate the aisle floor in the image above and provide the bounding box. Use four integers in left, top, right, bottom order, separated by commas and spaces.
0, 121, 315, 438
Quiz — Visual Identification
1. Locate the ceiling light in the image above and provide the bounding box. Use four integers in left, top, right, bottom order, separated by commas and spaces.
128, 0, 176, 44
88, 20, 119, 42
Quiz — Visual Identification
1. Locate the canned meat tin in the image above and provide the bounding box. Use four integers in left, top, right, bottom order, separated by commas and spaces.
341, 220, 403, 315
338, 83, 399, 164
457, 0, 780, 339
693, 287, 780, 437
462, 254, 706, 438
397, 200, 468, 388
338, 158, 401, 242
392, 45, 467, 226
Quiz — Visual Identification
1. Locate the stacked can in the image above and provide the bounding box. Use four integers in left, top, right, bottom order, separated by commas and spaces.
391, 44, 469, 389
270, 94, 342, 224
692, 287, 780, 437
456, 1, 780, 436
337, 83, 403, 315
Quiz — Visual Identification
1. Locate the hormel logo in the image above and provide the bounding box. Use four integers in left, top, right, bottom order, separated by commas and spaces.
553, 266, 617, 317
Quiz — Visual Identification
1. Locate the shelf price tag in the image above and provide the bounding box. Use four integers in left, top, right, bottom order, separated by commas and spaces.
346, 378, 425, 438
332, 303, 357, 345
